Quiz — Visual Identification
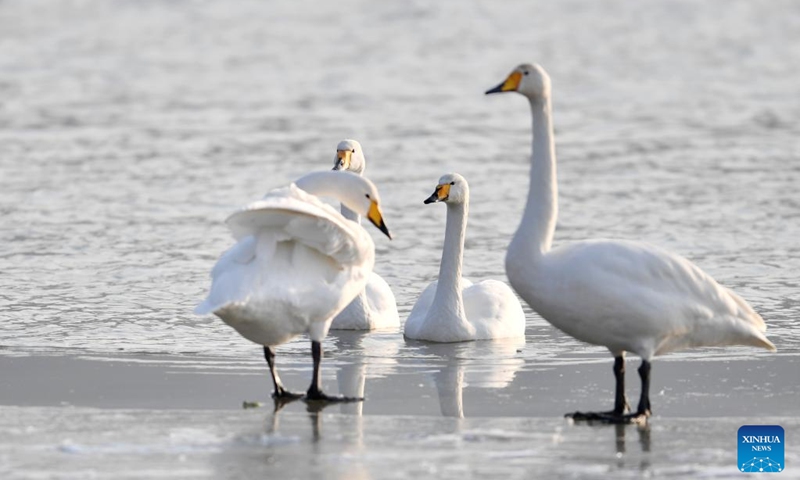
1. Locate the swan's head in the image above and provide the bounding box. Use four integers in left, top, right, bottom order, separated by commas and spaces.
485, 63, 551, 101
339, 173, 391, 239
296, 170, 392, 239
332, 139, 366, 174
424, 173, 469, 205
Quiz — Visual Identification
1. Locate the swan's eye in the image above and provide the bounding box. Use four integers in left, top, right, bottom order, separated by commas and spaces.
365, 194, 370, 199
352, 149, 356, 153
450, 181, 455, 185
524, 71, 529, 76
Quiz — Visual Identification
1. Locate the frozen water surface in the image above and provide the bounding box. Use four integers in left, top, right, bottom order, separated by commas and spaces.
1, 0, 800, 477
1, 406, 799, 480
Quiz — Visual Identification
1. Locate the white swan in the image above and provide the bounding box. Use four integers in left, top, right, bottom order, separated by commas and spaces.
404, 173, 526, 342
486, 64, 776, 422
330, 139, 400, 330
195, 170, 392, 402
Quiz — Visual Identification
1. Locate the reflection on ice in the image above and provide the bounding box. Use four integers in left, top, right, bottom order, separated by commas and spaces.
328, 331, 402, 416
613, 423, 652, 471
409, 338, 525, 417
2, 406, 798, 479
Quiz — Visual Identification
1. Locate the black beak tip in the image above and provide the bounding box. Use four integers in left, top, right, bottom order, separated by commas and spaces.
380, 223, 392, 240
485, 84, 503, 95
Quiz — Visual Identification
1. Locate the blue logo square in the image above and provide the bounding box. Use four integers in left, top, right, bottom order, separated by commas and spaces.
738, 425, 785, 473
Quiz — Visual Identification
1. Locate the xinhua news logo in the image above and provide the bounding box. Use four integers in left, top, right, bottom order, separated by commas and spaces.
738, 425, 784, 473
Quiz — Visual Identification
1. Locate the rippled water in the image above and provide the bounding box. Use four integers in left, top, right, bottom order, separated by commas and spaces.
1, 0, 799, 364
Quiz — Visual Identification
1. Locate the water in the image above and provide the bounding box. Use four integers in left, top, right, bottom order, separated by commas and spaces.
1, 0, 800, 476
1, 0, 798, 358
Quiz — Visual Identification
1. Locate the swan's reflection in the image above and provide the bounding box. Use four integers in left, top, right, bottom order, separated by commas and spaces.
259, 400, 370, 480
264, 331, 397, 454
614, 422, 651, 471
408, 338, 525, 418
328, 330, 401, 416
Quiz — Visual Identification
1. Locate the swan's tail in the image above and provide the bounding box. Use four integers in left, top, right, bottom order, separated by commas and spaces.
744, 329, 777, 352
728, 289, 776, 352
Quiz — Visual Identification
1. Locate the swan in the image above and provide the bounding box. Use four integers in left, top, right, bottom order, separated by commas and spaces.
486, 64, 776, 422
330, 139, 400, 330
195, 170, 392, 402
404, 173, 526, 342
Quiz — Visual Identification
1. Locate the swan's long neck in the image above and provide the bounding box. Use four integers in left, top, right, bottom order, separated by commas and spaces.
431, 200, 468, 319
511, 96, 558, 259
295, 171, 361, 216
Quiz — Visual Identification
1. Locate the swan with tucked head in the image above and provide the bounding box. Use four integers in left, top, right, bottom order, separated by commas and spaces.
195, 170, 391, 402
329, 139, 400, 330
486, 63, 776, 423
404, 173, 526, 343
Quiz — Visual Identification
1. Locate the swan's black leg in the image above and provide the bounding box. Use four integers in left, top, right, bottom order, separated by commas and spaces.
264, 346, 303, 400
612, 356, 630, 415
568, 355, 642, 424
304, 341, 362, 403
635, 360, 652, 416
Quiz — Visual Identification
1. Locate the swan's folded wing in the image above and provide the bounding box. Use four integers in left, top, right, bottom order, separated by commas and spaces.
225, 184, 368, 266
550, 239, 773, 352
364, 272, 400, 326
404, 281, 439, 338
463, 279, 525, 340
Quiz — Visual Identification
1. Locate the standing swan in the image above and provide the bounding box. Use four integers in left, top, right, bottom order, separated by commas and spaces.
195, 171, 392, 402
486, 64, 776, 422
404, 173, 525, 342
330, 139, 400, 330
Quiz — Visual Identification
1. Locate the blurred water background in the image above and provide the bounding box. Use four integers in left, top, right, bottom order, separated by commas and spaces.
1, 0, 799, 364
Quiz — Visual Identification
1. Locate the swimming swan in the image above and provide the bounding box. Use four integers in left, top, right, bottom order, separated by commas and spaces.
330, 139, 400, 330
404, 173, 526, 342
486, 64, 776, 422
195, 170, 392, 402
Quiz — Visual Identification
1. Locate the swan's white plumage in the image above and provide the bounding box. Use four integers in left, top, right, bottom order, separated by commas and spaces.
329, 139, 400, 331
490, 63, 775, 361
332, 271, 399, 330
405, 278, 525, 342
195, 177, 375, 346
404, 173, 526, 343
511, 239, 773, 359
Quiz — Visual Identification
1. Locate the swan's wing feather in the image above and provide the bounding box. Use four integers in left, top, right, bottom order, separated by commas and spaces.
543, 239, 773, 354
197, 231, 368, 335
404, 281, 439, 338
226, 184, 367, 265
195, 234, 263, 316
195, 184, 374, 340
332, 272, 399, 330
364, 272, 400, 326
462, 279, 526, 340
208, 235, 257, 281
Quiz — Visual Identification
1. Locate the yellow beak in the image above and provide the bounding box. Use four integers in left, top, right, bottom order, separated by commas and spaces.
485, 71, 522, 94
334, 150, 352, 171
367, 200, 391, 239
424, 183, 450, 204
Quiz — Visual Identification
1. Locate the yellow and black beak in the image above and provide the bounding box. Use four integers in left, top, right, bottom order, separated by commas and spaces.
485, 71, 522, 95
424, 183, 450, 204
367, 200, 392, 239
333, 149, 352, 171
